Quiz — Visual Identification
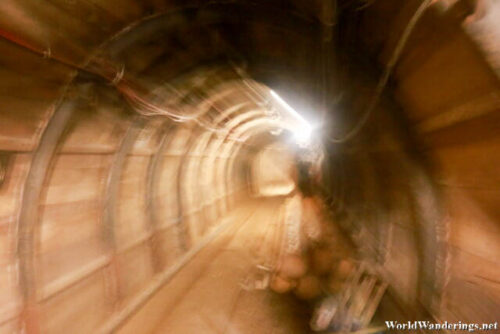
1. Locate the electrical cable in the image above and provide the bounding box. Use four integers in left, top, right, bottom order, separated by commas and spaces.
328, 0, 433, 143
0, 23, 313, 140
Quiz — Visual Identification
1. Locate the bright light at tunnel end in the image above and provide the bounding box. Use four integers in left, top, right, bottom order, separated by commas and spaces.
293, 122, 312, 146
269, 89, 313, 146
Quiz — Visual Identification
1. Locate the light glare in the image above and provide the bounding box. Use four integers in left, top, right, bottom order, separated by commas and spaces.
269, 90, 313, 145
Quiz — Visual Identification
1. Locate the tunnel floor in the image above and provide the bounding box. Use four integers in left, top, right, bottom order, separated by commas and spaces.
150, 198, 312, 334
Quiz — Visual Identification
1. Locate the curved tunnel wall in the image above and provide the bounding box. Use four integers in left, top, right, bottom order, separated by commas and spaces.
1, 74, 271, 333
327, 0, 500, 325
0, 9, 309, 328
1, 0, 500, 333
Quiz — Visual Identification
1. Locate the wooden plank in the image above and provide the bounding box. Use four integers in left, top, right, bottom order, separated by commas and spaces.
396, 26, 499, 121
417, 91, 500, 133
443, 276, 500, 325
60, 103, 130, 154
43, 154, 112, 205
441, 187, 500, 256
0, 316, 20, 334
449, 246, 500, 297
0, 154, 30, 221
116, 154, 150, 250
432, 138, 500, 188
117, 242, 155, 302
39, 270, 111, 334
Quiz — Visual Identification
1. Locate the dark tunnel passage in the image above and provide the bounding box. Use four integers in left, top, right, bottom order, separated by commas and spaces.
0, 1, 499, 333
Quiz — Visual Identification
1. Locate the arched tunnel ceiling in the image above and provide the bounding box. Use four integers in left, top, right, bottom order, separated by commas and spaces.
0, 1, 325, 128
0, 0, 500, 333
2, 0, 499, 150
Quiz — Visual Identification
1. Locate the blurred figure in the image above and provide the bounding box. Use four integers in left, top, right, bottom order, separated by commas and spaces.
270, 159, 326, 300
270, 156, 377, 332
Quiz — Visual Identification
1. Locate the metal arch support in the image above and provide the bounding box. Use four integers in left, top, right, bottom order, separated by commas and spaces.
174, 99, 268, 233
173, 79, 266, 131
174, 125, 202, 251
223, 123, 287, 207
102, 115, 146, 306
17, 97, 78, 334
211, 102, 253, 125
103, 3, 319, 58
192, 109, 267, 219
206, 116, 288, 213
145, 120, 175, 273
179, 128, 212, 236
220, 120, 288, 203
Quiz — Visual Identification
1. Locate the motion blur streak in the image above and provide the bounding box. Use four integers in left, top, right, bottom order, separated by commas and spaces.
0, 0, 499, 333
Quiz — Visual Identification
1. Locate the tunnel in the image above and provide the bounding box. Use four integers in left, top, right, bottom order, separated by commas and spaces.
0, 0, 499, 333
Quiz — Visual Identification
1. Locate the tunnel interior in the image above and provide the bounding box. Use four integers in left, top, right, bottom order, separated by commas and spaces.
0, 0, 499, 333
